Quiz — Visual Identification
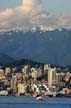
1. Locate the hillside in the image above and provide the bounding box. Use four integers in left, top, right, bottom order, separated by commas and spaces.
0, 29, 71, 66
0, 53, 14, 65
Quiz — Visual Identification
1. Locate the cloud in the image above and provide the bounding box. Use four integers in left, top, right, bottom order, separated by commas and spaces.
32, 14, 58, 28
0, 0, 71, 31
22, 0, 33, 13
58, 14, 71, 28
0, 0, 46, 30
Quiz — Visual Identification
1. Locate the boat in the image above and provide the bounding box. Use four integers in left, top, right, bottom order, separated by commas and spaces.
36, 96, 44, 101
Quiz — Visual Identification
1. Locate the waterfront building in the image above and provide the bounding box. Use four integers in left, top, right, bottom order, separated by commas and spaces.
60, 72, 65, 81
31, 66, 43, 81
11, 74, 17, 94
17, 83, 26, 96
22, 67, 25, 73
48, 67, 56, 87
44, 64, 49, 81
64, 72, 71, 82
0, 68, 4, 79
5, 67, 11, 76
16, 73, 23, 80
44, 64, 49, 71
22, 65, 30, 73
12, 67, 17, 73
37, 67, 42, 78
32, 69, 38, 81
56, 73, 61, 83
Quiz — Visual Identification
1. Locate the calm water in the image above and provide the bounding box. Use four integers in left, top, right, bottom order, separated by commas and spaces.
0, 96, 71, 108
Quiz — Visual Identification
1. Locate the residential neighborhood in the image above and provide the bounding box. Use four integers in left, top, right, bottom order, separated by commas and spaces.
0, 63, 71, 97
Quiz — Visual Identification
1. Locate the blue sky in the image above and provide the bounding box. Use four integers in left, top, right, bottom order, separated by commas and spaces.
0, 0, 71, 31
0, 0, 71, 14
0, 0, 21, 11
46, 0, 71, 14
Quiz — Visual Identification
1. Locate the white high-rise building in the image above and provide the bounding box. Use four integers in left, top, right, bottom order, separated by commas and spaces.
48, 67, 56, 87
22, 65, 30, 73
31, 66, 42, 81
44, 64, 49, 71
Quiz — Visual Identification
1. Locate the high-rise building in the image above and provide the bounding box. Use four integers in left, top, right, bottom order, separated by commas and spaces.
22, 65, 30, 73
48, 67, 56, 87
56, 73, 61, 83
32, 70, 38, 81
11, 74, 17, 94
0, 68, 4, 79
44, 64, 49, 71
17, 83, 26, 96
5, 67, 11, 76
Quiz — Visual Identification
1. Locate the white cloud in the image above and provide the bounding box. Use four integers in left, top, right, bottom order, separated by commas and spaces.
22, 0, 33, 13
0, 0, 71, 31
58, 14, 71, 28
0, 0, 45, 30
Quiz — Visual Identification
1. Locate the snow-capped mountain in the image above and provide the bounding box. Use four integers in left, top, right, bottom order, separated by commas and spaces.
0, 28, 71, 66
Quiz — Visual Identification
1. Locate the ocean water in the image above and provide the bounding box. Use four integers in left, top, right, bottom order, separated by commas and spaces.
0, 96, 71, 108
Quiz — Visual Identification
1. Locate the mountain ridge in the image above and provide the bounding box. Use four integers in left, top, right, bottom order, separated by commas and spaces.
0, 53, 14, 65
0, 29, 71, 66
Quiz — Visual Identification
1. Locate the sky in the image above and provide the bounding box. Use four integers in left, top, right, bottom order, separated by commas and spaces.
0, 0, 71, 31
